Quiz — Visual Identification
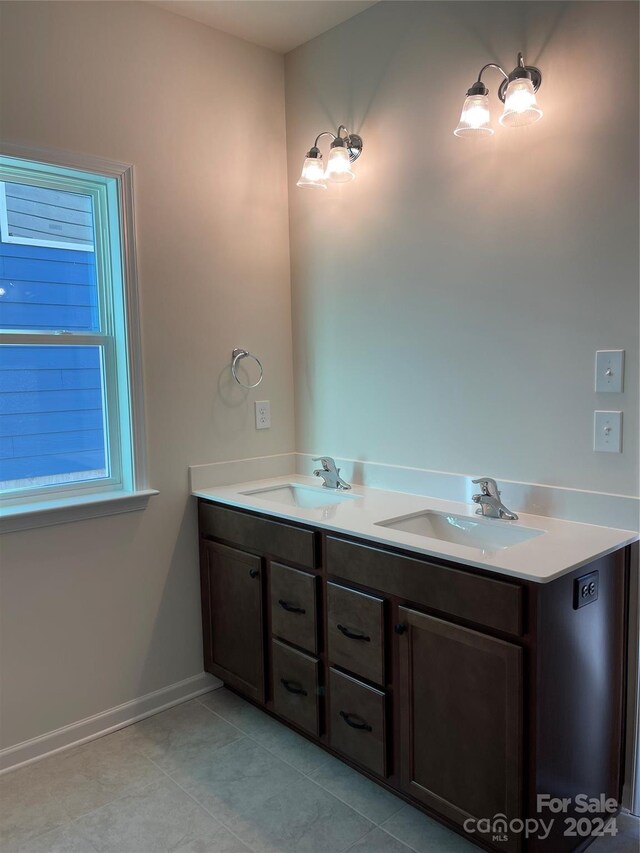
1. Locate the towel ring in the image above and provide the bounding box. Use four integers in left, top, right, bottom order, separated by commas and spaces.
231, 348, 263, 389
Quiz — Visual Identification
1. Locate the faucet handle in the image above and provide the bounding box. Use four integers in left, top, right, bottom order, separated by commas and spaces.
313, 456, 336, 472
472, 477, 500, 497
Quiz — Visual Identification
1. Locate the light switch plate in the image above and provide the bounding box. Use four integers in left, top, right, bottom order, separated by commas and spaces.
595, 350, 624, 393
594, 411, 622, 453
255, 400, 271, 430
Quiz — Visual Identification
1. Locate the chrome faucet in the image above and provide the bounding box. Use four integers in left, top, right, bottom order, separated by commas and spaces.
313, 457, 351, 490
472, 477, 518, 520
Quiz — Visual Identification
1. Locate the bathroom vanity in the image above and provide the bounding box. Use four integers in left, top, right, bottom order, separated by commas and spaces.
194, 478, 636, 853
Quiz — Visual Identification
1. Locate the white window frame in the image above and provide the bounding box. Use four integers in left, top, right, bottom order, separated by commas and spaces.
0, 143, 156, 532
0, 179, 95, 253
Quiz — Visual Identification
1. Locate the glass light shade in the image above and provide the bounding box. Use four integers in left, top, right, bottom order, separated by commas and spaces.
453, 94, 494, 138
297, 156, 327, 188
325, 146, 355, 183
499, 78, 543, 127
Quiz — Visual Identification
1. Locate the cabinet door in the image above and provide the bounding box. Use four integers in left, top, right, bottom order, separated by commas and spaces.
200, 539, 264, 703
397, 607, 522, 852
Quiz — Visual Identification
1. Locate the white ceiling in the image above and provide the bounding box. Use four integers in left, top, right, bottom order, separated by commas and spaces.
149, 0, 378, 54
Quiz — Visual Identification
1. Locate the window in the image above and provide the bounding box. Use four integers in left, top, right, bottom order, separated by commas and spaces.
0, 147, 154, 530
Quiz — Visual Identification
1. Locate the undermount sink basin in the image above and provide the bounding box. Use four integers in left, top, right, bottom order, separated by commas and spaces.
241, 483, 359, 510
376, 510, 543, 551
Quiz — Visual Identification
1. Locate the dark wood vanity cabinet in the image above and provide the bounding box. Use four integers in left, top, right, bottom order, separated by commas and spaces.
198, 499, 629, 853
199, 539, 265, 703
397, 607, 523, 853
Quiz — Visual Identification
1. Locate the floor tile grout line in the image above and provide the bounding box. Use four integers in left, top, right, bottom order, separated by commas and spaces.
185, 697, 385, 847
194, 696, 259, 743
12, 823, 101, 853
196, 693, 408, 828
303, 770, 405, 827
195, 698, 379, 807
343, 825, 416, 853
19, 775, 167, 852
374, 822, 424, 853
10, 716, 250, 853
1, 737, 170, 850
196, 694, 348, 783
143, 753, 261, 853
378, 810, 455, 853
342, 824, 382, 852
195, 697, 319, 777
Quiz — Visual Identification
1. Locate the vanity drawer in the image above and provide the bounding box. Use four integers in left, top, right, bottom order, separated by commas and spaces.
327, 583, 385, 686
199, 501, 316, 569
329, 668, 387, 778
272, 639, 320, 736
326, 537, 523, 636
270, 563, 318, 654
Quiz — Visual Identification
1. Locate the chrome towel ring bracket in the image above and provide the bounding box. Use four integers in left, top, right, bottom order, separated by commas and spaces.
231, 348, 263, 389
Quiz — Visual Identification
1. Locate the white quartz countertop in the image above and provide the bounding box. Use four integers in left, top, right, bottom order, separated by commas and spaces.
192, 475, 637, 583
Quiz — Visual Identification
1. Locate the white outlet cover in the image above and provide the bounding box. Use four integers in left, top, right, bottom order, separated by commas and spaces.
594, 411, 622, 453
255, 400, 271, 430
595, 350, 624, 393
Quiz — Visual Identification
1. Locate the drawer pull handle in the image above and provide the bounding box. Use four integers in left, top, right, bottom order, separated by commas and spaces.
249, 569, 260, 579
337, 624, 370, 642
339, 711, 372, 732
394, 623, 407, 635
280, 678, 308, 696
278, 599, 306, 615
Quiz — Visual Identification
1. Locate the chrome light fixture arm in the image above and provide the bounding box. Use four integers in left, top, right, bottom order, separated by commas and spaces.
307, 125, 363, 163
465, 63, 508, 96
312, 130, 337, 149
476, 63, 509, 83
465, 53, 542, 102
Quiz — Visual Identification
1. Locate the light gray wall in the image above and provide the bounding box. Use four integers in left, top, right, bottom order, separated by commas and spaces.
285, 0, 639, 496
0, 1, 294, 749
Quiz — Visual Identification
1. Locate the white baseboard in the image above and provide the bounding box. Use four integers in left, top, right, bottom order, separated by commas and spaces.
0, 672, 223, 776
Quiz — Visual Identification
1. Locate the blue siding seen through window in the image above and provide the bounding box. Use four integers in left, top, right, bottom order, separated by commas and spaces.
0, 345, 107, 486
0, 242, 98, 331
0, 183, 106, 488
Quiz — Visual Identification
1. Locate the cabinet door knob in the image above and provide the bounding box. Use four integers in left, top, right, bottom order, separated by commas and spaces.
339, 711, 372, 731
394, 623, 407, 635
248, 568, 260, 578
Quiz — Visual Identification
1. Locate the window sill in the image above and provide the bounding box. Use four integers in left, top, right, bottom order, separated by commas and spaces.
0, 489, 159, 533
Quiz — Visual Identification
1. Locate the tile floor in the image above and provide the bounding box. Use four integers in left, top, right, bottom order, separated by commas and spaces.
2, 688, 639, 853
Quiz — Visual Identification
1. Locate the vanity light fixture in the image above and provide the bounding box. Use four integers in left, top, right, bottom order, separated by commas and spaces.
454, 52, 542, 138
296, 125, 363, 188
